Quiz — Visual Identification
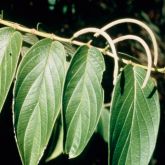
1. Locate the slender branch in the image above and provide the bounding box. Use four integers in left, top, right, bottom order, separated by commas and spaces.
0, 18, 164, 74
0, 19, 71, 43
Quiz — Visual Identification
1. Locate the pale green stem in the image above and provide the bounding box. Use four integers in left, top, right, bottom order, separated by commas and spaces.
94, 18, 158, 66
0, 18, 164, 75
113, 35, 152, 88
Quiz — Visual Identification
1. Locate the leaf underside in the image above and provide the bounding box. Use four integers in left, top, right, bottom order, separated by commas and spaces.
14, 39, 66, 165
63, 45, 105, 158
110, 65, 160, 165
0, 27, 22, 113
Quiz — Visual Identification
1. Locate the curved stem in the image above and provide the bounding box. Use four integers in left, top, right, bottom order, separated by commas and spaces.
113, 35, 152, 88
94, 18, 158, 66
73, 27, 119, 85
0, 18, 163, 74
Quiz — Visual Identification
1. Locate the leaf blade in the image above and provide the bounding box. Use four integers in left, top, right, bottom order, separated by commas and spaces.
14, 39, 66, 165
45, 118, 63, 162
63, 45, 105, 158
96, 108, 110, 143
0, 27, 22, 113
109, 65, 160, 165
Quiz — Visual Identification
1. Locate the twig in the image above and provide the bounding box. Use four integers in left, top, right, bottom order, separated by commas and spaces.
0, 18, 164, 75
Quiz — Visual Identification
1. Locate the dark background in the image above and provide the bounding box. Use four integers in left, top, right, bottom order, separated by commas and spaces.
0, 0, 165, 164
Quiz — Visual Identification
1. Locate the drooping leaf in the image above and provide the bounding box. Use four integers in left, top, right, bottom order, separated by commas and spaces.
63, 45, 105, 158
61, 42, 76, 59
13, 39, 66, 165
96, 108, 110, 143
23, 33, 39, 45
109, 65, 160, 165
21, 33, 39, 57
61, 42, 76, 70
46, 117, 63, 162
0, 27, 22, 113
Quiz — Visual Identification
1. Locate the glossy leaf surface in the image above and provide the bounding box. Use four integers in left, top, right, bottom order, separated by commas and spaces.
63, 45, 105, 158
46, 119, 63, 162
96, 108, 110, 143
0, 27, 22, 113
110, 65, 160, 165
14, 39, 66, 165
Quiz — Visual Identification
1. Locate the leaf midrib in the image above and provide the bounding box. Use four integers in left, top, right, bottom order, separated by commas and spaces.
65, 52, 89, 153
21, 42, 55, 162
0, 31, 20, 111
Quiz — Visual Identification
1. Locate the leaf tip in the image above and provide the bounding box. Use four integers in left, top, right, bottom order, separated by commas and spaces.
68, 153, 76, 159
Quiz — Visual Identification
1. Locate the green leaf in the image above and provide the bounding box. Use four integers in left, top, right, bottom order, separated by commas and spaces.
46, 118, 63, 162
13, 39, 66, 165
109, 65, 160, 165
96, 108, 110, 143
61, 42, 76, 70
63, 45, 105, 158
21, 33, 39, 57
61, 42, 76, 59
0, 27, 22, 113
23, 33, 39, 45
